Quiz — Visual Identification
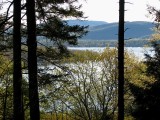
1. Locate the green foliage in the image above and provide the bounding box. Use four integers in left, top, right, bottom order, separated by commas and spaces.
0, 55, 13, 119
0, 0, 87, 119
62, 50, 99, 63
129, 38, 160, 119
0, 54, 30, 119
0, 15, 12, 52
35, 0, 89, 85
36, 0, 88, 53
128, 4, 160, 119
39, 47, 147, 120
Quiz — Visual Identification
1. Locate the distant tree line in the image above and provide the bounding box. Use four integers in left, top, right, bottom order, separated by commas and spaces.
69, 39, 150, 47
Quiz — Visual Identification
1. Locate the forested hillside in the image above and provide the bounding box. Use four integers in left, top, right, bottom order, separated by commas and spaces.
39, 20, 154, 47
79, 21, 154, 40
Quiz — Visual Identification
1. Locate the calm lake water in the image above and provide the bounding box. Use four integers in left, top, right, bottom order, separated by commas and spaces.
68, 47, 154, 60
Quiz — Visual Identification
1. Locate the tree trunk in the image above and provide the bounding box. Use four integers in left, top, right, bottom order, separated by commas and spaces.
118, 0, 125, 120
13, 0, 24, 119
26, 0, 40, 119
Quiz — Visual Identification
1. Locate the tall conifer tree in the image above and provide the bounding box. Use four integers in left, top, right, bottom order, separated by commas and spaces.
118, 0, 125, 120
13, 0, 24, 119
26, 0, 40, 119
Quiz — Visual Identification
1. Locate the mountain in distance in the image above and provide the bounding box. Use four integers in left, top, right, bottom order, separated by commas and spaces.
66, 20, 108, 27
38, 20, 155, 47
67, 20, 155, 40
83, 21, 154, 40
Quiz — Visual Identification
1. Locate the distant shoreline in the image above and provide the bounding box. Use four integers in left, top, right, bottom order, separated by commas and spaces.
69, 39, 151, 47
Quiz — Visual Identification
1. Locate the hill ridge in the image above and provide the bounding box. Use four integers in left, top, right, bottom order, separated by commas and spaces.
78, 21, 154, 40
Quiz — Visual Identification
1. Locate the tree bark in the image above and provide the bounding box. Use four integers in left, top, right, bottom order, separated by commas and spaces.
118, 0, 125, 120
26, 0, 40, 119
13, 0, 24, 119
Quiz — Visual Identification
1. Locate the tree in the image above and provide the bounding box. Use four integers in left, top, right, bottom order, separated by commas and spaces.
0, 55, 13, 120
13, 0, 24, 119
26, 0, 87, 119
130, 41, 160, 120
35, 0, 87, 49
129, 41, 160, 120
129, 5, 160, 120
39, 48, 118, 120
0, 0, 87, 119
39, 48, 145, 120
118, 0, 125, 120
26, 0, 40, 119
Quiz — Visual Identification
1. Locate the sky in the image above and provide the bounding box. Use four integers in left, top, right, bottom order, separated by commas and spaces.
0, 0, 159, 23
80, 0, 160, 23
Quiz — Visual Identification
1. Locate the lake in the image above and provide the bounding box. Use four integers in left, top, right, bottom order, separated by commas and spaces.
68, 47, 154, 60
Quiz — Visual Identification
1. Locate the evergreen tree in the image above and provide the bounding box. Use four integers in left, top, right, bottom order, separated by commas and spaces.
13, 0, 24, 119
35, 0, 88, 86
26, 0, 40, 119
36, 0, 87, 54
27, 0, 87, 119
0, 0, 87, 119
130, 5, 160, 120
130, 40, 160, 120
118, 0, 125, 120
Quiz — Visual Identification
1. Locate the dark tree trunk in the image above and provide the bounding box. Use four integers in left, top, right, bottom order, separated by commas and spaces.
13, 0, 24, 119
118, 0, 125, 120
26, 0, 40, 119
